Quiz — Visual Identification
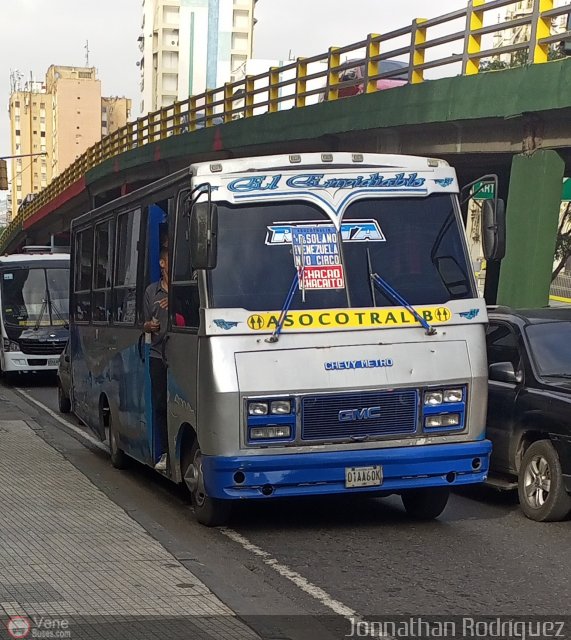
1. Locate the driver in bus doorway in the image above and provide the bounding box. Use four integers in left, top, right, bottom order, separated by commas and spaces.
143, 247, 169, 471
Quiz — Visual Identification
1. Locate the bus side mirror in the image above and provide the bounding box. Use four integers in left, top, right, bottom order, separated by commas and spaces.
482, 198, 506, 262
190, 201, 218, 270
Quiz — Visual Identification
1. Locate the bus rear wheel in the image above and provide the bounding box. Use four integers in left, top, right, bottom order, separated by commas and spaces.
183, 441, 231, 527
401, 487, 450, 520
108, 414, 128, 470
57, 382, 71, 414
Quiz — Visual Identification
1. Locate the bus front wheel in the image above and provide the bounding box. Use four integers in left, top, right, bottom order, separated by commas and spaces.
401, 487, 450, 520
183, 441, 231, 527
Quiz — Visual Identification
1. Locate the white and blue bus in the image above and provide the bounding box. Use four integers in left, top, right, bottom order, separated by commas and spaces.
68, 153, 501, 525
0, 251, 69, 380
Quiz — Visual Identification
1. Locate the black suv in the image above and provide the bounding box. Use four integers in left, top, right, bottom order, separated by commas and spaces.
486, 307, 571, 521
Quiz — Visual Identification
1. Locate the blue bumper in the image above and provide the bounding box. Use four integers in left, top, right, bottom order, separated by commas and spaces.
202, 440, 492, 500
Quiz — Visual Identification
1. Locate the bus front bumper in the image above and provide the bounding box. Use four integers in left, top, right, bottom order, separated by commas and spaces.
202, 440, 492, 500
2, 352, 61, 373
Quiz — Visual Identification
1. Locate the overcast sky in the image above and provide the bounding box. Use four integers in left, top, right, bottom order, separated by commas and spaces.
0, 0, 479, 164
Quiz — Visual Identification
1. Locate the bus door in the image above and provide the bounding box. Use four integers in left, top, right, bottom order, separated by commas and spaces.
143, 203, 169, 463
163, 200, 200, 460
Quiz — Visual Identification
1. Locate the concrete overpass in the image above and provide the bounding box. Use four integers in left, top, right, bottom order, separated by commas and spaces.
2, 0, 571, 307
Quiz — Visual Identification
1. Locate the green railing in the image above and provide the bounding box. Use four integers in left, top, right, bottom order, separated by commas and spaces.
2, 0, 570, 252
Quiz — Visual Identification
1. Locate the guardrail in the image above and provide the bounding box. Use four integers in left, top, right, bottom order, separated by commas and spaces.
550, 272, 571, 303
2, 0, 571, 252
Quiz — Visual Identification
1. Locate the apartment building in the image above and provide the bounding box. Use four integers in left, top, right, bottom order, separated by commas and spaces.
139, 0, 257, 113
8, 66, 131, 221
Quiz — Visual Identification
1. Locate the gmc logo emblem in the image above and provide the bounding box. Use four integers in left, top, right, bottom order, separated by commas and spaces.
338, 406, 382, 422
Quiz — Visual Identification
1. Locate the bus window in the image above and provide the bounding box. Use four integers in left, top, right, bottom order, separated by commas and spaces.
114, 209, 141, 325
171, 211, 200, 330
74, 227, 93, 322
93, 219, 113, 323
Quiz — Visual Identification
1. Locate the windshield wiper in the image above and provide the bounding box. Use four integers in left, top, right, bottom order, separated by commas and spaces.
370, 272, 436, 336
266, 269, 301, 344
34, 299, 48, 331
49, 299, 69, 329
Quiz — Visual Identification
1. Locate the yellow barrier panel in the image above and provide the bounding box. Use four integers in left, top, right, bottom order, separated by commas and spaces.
327, 47, 341, 102
366, 34, 381, 94
464, 0, 485, 75
534, 0, 555, 63
295, 58, 308, 109
411, 18, 428, 84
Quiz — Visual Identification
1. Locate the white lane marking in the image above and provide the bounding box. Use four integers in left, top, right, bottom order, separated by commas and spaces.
15, 388, 109, 453
220, 527, 358, 619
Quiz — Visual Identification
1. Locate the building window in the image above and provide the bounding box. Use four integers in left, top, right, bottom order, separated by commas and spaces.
15, 129, 20, 136
41, 131, 46, 137
15, 101, 20, 107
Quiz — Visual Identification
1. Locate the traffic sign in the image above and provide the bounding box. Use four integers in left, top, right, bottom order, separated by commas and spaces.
472, 182, 495, 200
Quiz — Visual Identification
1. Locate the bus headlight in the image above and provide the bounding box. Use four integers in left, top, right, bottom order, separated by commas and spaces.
248, 402, 269, 416
424, 391, 443, 406
443, 388, 463, 403
425, 414, 460, 428
270, 400, 292, 415
250, 426, 292, 440
2, 338, 20, 352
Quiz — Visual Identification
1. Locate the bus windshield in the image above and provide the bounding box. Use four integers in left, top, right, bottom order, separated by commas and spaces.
208, 195, 474, 311
1, 267, 69, 327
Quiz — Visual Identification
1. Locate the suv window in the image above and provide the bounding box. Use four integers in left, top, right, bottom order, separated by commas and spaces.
486, 322, 522, 373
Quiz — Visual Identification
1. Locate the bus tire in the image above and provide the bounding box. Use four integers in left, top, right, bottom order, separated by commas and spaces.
401, 487, 450, 520
184, 441, 231, 527
109, 414, 128, 470
57, 382, 71, 414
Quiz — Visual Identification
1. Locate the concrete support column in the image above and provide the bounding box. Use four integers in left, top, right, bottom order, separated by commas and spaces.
497, 150, 564, 308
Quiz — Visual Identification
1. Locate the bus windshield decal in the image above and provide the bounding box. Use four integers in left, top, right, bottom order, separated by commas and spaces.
266, 220, 386, 245
227, 172, 426, 193
246, 306, 452, 332
291, 225, 345, 291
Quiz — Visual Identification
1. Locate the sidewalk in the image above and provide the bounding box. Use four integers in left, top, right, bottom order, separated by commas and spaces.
0, 391, 259, 639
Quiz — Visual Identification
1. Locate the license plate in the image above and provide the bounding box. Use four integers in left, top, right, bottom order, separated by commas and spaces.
48, 358, 59, 367
345, 465, 383, 488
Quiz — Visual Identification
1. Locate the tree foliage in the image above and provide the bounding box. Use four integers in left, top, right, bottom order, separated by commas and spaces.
553, 202, 571, 282
479, 43, 565, 72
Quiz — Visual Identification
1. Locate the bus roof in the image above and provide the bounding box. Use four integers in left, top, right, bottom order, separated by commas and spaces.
192, 152, 450, 177
0, 253, 70, 265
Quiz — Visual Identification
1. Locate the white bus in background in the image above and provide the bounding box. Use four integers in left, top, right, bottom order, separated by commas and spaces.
0, 250, 69, 381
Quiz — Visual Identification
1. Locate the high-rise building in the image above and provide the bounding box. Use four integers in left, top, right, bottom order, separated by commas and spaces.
8, 81, 53, 217
139, 0, 257, 113
7, 66, 131, 222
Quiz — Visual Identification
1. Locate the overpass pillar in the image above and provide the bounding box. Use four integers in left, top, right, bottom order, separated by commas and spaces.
496, 150, 564, 308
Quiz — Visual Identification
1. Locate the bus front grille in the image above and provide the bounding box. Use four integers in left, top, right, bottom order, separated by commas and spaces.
301, 389, 418, 441
19, 340, 66, 356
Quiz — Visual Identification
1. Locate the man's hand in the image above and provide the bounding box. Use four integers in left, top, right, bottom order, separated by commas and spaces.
144, 320, 161, 333
157, 298, 168, 310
